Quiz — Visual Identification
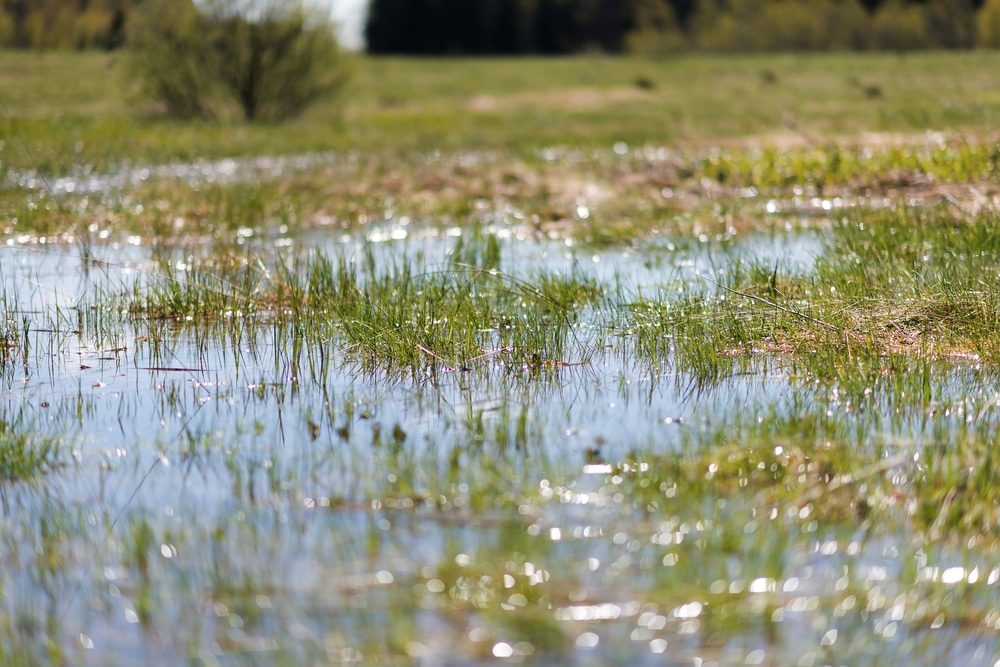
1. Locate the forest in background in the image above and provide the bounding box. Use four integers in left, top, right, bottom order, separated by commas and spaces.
366, 0, 1000, 53
2, 0, 1000, 52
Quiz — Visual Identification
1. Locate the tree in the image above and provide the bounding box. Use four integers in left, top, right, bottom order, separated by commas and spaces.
125, 0, 348, 122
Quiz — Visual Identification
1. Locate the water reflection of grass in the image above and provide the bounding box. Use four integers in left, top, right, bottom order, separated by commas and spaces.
0, 414, 61, 483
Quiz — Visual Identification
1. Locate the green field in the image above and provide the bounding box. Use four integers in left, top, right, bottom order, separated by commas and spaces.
2, 51, 1000, 666
4, 50, 1000, 163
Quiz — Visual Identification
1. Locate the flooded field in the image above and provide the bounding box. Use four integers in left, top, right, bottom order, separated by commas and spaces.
3, 143, 1000, 667
4, 48, 1000, 667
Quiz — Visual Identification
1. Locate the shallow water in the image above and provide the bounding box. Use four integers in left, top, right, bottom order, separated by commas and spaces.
4, 153, 344, 197
1, 225, 998, 666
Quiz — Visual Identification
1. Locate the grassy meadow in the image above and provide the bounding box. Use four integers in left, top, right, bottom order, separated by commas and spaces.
2, 50, 1000, 666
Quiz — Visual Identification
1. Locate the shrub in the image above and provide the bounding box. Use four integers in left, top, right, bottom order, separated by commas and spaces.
624, 0, 688, 55
870, 0, 930, 50
978, 0, 1000, 47
125, 0, 348, 123
688, 0, 757, 51
124, 0, 216, 120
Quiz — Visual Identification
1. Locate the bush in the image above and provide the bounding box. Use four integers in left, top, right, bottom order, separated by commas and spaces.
125, 0, 348, 123
124, 0, 213, 120
978, 0, 1000, 47
870, 0, 930, 50
624, 0, 687, 55
689, 0, 759, 51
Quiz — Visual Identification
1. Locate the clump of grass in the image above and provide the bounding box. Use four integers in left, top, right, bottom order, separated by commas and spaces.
312, 241, 602, 376
696, 141, 1000, 192
128, 253, 266, 321
119, 235, 603, 378
0, 319, 18, 372
6, 133, 998, 248
617, 204, 1000, 401
613, 402, 1000, 546
109, 200, 1000, 402
0, 289, 28, 377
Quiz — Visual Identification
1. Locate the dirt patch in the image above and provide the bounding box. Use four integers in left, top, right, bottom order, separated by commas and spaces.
467, 87, 654, 113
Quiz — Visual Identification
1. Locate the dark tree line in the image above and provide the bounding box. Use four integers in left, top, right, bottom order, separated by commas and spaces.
365, 0, 997, 54
364, 0, 655, 55
2, 0, 999, 52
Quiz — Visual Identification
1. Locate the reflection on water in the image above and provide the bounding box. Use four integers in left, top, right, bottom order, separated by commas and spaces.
0, 228, 997, 666
5, 153, 342, 196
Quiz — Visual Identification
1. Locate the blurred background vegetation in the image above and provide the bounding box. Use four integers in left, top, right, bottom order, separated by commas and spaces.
3, 0, 1000, 54
366, 0, 1000, 53
123, 0, 347, 122
0, 0, 130, 49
